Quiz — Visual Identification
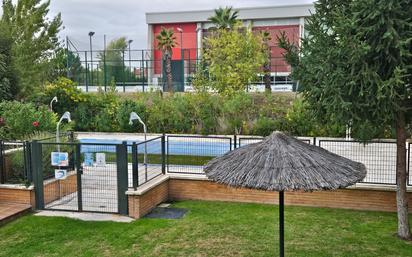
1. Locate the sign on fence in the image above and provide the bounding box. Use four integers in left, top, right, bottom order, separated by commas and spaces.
96, 153, 106, 166
84, 153, 94, 166
54, 169, 67, 180
51, 152, 69, 166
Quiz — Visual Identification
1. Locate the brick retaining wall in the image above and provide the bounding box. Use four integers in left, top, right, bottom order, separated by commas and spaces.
127, 175, 412, 219
168, 178, 412, 212
0, 186, 35, 206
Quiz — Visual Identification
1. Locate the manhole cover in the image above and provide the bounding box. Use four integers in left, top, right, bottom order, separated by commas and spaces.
145, 207, 188, 219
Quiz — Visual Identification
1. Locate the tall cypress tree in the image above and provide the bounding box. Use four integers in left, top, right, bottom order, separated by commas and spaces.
1, 0, 62, 98
280, 0, 412, 239
0, 21, 17, 100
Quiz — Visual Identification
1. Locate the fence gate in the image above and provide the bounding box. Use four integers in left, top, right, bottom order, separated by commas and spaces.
32, 141, 128, 215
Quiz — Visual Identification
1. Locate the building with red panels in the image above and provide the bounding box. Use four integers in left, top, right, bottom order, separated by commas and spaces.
146, 4, 314, 91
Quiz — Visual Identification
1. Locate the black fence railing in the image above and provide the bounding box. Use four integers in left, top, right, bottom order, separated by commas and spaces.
2, 134, 411, 187
67, 46, 296, 93
318, 139, 397, 185
130, 136, 165, 189
237, 136, 311, 147
166, 135, 232, 175
0, 141, 32, 184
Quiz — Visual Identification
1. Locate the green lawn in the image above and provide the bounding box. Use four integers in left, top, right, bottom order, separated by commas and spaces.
106, 153, 213, 166
0, 201, 411, 257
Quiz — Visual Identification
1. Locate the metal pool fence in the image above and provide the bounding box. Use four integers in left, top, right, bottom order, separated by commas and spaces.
130, 136, 165, 189
33, 141, 129, 214
1, 134, 412, 187
162, 135, 410, 186
237, 136, 312, 147
0, 141, 32, 184
166, 135, 232, 175
318, 139, 398, 185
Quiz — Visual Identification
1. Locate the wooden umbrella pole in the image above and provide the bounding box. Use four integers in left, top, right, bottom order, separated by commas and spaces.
279, 191, 284, 257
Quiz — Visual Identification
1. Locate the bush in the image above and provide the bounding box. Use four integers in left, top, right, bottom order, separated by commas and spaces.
0, 101, 57, 140
222, 93, 254, 134
253, 117, 285, 136
26, 79, 356, 137
117, 99, 147, 133
30, 77, 87, 116
285, 98, 345, 137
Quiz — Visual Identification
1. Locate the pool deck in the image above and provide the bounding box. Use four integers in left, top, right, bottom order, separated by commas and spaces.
0, 202, 31, 226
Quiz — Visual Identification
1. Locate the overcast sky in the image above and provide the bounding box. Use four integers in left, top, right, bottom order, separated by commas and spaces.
46, 0, 313, 51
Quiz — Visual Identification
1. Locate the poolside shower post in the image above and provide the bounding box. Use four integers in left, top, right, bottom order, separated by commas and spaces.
49, 96, 58, 111
56, 112, 71, 152
129, 112, 148, 179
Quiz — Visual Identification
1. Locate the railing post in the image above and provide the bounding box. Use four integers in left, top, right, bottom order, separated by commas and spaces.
31, 140, 44, 209
116, 141, 129, 215
161, 134, 166, 174
75, 144, 83, 212
234, 135, 237, 149
132, 142, 138, 190
24, 141, 33, 184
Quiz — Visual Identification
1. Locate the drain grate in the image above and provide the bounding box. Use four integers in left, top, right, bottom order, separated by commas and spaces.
145, 207, 188, 219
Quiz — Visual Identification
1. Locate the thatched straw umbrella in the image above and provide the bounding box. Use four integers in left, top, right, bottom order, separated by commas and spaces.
204, 131, 366, 257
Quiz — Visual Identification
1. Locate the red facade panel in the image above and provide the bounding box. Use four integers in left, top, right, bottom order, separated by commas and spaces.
152, 23, 300, 75
153, 23, 197, 75
253, 25, 300, 73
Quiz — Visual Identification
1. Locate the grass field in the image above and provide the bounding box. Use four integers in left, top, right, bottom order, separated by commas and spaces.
105, 153, 213, 166
0, 201, 411, 257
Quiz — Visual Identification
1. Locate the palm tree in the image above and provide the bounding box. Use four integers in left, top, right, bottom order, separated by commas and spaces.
261, 31, 272, 92
156, 27, 177, 92
208, 7, 239, 30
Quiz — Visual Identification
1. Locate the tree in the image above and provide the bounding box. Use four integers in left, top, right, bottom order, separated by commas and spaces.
261, 31, 272, 92
156, 27, 177, 93
195, 24, 266, 95
279, 0, 412, 240
0, 21, 17, 100
208, 6, 239, 30
48, 48, 82, 82
1, 0, 62, 98
98, 37, 128, 84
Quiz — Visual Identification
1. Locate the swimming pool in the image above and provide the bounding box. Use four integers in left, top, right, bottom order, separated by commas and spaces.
79, 138, 232, 157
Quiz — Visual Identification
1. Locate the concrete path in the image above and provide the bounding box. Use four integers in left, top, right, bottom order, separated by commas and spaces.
35, 210, 134, 222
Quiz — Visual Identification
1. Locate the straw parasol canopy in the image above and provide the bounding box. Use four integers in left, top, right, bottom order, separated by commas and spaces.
204, 131, 367, 257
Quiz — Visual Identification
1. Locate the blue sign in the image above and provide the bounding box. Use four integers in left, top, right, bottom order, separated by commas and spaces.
84, 152, 94, 166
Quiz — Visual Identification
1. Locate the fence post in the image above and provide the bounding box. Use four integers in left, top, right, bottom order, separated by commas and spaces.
85, 51, 89, 92
122, 50, 126, 93
161, 134, 166, 174
116, 141, 128, 215
0, 140, 4, 184
24, 141, 33, 183
234, 135, 237, 149
31, 141, 44, 209
75, 144, 83, 211
132, 142, 138, 190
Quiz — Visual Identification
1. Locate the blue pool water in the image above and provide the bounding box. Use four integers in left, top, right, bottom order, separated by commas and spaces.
79, 138, 232, 157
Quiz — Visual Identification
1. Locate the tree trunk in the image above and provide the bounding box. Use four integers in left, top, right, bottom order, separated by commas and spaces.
166, 57, 173, 93
263, 63, 271, 93
395, 112, 412, 240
